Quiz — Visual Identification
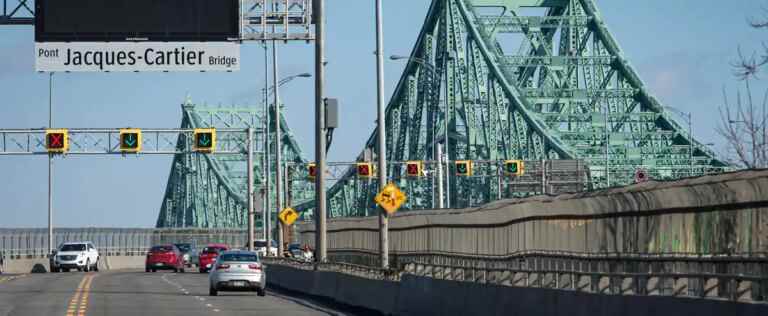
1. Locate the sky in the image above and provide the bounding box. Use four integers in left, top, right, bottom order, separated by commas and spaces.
0, 0, 766, 228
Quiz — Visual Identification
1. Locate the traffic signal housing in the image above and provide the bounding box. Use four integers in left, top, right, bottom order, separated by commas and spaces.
308, 163, 317, 179
119, 129, 142, 153
45, 129, 69, 153
405, 161, 423, 177
356, 162, 374, 178
503, 160, 524, 176
455, 160, 473, 176
193, 128, 216, 153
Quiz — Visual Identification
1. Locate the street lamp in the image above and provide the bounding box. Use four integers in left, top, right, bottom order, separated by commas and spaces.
261, 70, 311, 256
390, 54, 451, 208
665, 106, 694, 177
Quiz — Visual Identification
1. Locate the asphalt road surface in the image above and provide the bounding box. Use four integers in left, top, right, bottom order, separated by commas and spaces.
0, 270, 346, 316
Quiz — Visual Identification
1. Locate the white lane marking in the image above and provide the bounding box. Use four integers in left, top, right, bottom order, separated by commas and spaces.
198, 297, 205, 301
206, 304, 213, 307
213, 309, 220, 312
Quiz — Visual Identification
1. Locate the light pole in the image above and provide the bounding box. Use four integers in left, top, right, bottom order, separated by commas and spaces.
666, 106, 693, 176
375, 0, 388, 269
315, 0, 328, 264
266, 69, 310, 256
48, 72, 54, 257
390, 54, 450, 208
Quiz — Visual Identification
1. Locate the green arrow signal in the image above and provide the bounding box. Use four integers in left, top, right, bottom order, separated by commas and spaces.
123, 134, 137, 147
198, 134, 211, 147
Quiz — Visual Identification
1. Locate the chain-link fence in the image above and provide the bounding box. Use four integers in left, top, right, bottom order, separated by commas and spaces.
0, 228, 250, 259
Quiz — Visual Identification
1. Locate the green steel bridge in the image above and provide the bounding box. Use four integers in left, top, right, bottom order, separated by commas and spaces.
157, 0, 729, 228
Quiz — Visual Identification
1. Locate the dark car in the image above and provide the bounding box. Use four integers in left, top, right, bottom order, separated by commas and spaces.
145, 245, 185, 273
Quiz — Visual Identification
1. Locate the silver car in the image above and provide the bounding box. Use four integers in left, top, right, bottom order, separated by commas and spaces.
208, 250, 266, 296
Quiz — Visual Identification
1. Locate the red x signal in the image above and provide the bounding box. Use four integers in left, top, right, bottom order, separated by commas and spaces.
45, 129, 69, 153
357, 163, 373, 178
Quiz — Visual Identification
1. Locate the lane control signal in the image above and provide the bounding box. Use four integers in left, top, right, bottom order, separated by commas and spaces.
119, 129, 142, 153
356, 162, 374, 178
193, 128, 216, 153
45, 129, 69, 153
503, 160, 524, 176
405, 161, 423, 177
455, 160, 473, 176
308, 163, 317, 179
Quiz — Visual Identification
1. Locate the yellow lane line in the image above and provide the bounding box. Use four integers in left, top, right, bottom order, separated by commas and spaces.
65, 274, 95, 316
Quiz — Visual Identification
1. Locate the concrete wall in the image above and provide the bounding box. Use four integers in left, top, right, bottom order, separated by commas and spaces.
267, 264, 768, 316
298, 170, 768, 257
1, 255, 145, 274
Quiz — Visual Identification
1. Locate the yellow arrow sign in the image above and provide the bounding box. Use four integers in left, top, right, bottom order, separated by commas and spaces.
278, 207, 299, 226
374, 183, 407, 214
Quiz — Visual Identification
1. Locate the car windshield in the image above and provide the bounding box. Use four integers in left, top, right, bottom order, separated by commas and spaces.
202, 247, 222, 254
60, 244, 86, 252
174, 244, 191, 252
219, 253, 259, 262
150, 246, 173, 252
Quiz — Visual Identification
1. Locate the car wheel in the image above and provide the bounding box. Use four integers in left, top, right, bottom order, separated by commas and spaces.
199, 269, 205, 274
209, 286, 218, 296
257, 288, 266, 297
63, 268, 70, 272
51, 267, 58, 273
173, 268, 178, 273
83, 260, 90, 272
77, 267, 82, 272
93, 260, 99, 272
145, 267, 150, 273
179, 267, 185, 273
151, 269, 156, 273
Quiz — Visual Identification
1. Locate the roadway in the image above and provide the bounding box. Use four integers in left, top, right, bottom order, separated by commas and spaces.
0, 270, 347, 316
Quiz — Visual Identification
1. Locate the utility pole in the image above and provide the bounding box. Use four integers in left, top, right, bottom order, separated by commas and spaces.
435, 143, 444, 209
272, 25, 284, 257
263, 42, 271, 253
247, 127, 254, 251
374, 0, 388, 269
48, 72, 54, 257
314, 0, 328, 263
604, 106, 610, 188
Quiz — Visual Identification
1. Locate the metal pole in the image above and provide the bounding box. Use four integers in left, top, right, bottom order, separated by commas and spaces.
689, 113, 693, 177
48, 72, 54, 257
435, 143, 444, 209
604, 106, 610, 187
247, 127, 255, 251
443, 60, 450, 208
272, 27, 284, 257
314, 0, 328, 263
263, 42, 271, 254
375, 0, 388, 269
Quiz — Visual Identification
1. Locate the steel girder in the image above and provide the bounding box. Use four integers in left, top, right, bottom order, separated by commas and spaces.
298, 0, 729, 218
156, 101, 312, 228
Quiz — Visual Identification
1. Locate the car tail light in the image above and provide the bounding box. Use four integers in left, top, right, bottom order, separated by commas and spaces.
218, 264, 230, 269
248, 264, 262, 271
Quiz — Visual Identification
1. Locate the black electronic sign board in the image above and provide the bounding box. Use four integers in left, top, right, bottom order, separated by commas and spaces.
35, 0, 240, 42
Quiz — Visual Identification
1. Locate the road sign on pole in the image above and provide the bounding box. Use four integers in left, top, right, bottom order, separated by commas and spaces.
45, 129, 68, 153
278, 207, 299, 226
503, 160, 524, 176
374, 183, 407, 214
405, 161, 423, 177
455, 160, 473, 176
119, 129, 142, 152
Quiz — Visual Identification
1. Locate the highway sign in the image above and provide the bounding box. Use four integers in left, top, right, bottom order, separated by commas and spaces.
45, 129, 68, 153
278, 207, 299, 226
635, 169, 650, 183
357, 162, 373, 178
405, 161, 423, 177
374, 183, 407, 214
119, 129, 142, 152
503, 160, 524, 176
455, 160, 473, 176
193, 128, 216, 153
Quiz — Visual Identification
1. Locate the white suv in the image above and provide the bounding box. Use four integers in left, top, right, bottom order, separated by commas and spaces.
52, 242, 99, 273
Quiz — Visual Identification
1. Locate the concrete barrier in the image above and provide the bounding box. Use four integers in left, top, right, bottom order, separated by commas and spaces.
1, 255, 145, 274
266, 264, 768, 316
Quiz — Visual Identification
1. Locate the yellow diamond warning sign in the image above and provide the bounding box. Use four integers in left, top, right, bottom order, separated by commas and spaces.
374, 183, 407, 214
278, 207, 299, 226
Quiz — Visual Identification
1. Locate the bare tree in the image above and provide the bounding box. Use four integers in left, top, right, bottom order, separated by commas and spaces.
717, 8, 768, 168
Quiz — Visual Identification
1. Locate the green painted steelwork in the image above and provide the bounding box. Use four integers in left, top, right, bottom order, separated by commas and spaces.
295, 0, 729, 217
156, 101, 313, 228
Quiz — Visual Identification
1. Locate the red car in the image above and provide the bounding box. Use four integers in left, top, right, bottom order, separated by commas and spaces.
198, 243, 229, 273
145, 244, 185, 273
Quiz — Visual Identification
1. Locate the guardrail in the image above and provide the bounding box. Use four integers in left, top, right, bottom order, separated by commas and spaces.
0, 228, 251, 259
265, 249, 768, 303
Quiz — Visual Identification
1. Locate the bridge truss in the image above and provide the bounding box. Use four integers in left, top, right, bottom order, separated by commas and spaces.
156, 101, 313, 228
295, 0, 729, 217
